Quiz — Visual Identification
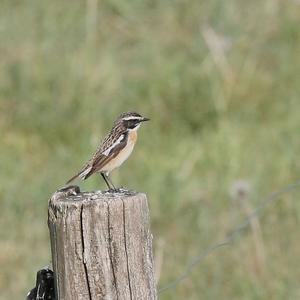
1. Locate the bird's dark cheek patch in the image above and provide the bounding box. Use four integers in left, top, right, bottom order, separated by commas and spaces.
128, 121, 138, 129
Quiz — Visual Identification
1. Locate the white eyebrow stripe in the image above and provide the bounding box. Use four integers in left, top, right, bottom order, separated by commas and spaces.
102, 134, 125, 156
122, 116, 142, 121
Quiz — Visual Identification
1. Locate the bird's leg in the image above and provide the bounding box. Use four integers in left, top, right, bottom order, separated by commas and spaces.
101, 173, 112, 190
106, 174, 117, 191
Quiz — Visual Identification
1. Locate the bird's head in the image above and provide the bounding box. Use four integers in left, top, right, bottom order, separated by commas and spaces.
117, 111, 150, 131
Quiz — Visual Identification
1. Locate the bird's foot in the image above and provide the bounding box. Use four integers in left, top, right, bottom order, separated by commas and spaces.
107, 187, 120, 193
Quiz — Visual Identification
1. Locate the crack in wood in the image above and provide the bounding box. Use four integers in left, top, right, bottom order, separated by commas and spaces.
122, 199, 133, 300
80, 204, 92, 300
107, 201, 119, 299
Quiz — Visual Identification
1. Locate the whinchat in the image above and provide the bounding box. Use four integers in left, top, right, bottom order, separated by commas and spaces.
66, 111, 150, 190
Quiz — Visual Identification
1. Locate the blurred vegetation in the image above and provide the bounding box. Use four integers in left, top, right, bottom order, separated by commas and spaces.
1, 0, 300, 299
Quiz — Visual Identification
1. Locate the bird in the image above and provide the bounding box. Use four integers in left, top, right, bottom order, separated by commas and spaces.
66, 111, 150, 190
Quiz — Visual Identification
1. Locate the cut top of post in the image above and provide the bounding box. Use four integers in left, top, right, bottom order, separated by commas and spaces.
50, 185, 142, 204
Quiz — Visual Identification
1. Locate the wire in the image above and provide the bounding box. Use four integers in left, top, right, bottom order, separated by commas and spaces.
158, 179, 300, 294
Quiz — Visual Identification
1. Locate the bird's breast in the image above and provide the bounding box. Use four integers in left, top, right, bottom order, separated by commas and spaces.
100, 131, 137, 173
128, 129, 137, 143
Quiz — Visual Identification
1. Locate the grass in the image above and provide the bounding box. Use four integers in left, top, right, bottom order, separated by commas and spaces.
1, 0, 300, 299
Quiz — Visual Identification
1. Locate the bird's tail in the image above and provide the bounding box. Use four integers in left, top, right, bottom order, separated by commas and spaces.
66, 173, 80, 185
66, 165, 92, 185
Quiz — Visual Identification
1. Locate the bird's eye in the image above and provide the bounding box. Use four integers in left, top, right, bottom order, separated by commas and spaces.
127, 120, 138, 129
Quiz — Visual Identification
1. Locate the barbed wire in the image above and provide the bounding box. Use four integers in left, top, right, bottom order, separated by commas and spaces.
158, 179, 300, 294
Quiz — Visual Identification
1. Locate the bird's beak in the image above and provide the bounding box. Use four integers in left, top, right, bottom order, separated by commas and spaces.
141, 117, 150, 122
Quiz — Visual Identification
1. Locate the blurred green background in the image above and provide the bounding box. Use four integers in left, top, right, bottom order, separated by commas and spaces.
1, 0, 300, 299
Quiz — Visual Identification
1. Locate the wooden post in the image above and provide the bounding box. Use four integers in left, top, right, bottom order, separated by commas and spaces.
48, 186, 157, 300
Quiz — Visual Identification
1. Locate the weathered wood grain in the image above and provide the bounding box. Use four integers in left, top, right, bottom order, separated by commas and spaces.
48, 186, 157, 300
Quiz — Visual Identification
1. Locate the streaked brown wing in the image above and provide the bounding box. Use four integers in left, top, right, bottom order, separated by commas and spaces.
94, 123, 126, 156
84, 133, 128, 179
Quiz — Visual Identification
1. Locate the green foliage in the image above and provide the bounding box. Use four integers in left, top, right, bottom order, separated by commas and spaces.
1, 0, 300, 299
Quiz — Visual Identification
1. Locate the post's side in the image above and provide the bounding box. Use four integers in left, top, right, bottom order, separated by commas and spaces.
48, 187, 157, 300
